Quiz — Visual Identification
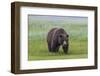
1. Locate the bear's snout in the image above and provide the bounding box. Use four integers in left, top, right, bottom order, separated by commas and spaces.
63, 41, 66, 45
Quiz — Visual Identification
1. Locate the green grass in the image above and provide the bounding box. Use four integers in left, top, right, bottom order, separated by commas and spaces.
28, 16, 88, 61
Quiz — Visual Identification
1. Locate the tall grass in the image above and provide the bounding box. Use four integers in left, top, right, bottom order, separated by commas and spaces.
28, 15, 88, 60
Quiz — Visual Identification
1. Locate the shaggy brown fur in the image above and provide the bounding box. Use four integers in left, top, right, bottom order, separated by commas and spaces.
47, 28, 69, 54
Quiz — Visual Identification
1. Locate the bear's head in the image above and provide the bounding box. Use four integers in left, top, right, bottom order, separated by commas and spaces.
58, 33, 69, 46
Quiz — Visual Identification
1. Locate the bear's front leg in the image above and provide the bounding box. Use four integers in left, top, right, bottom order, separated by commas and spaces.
62, 44, 68, 54
50, 46, 60, 53
54, 46, 59, 52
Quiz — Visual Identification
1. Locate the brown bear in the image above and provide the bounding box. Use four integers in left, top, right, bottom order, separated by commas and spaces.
47, 28, 69, 54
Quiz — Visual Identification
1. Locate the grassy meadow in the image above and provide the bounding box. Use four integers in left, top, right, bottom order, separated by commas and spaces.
28, 15, 88, 61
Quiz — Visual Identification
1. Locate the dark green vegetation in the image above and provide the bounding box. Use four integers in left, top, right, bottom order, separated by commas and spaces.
28, 16, 88, 60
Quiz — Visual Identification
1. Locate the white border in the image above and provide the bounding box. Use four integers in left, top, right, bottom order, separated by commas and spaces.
20, 7, 95, 70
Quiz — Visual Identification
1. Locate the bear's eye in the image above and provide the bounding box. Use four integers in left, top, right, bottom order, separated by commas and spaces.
59, 35, 63, 38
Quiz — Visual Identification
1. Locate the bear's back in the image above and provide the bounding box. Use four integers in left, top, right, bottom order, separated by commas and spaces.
47, 28, 57, 44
